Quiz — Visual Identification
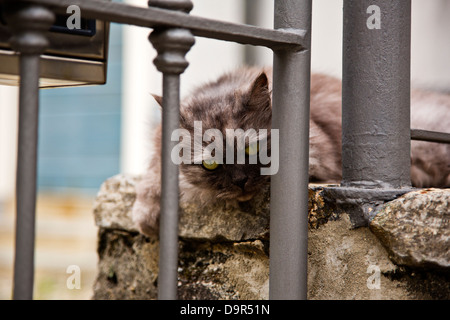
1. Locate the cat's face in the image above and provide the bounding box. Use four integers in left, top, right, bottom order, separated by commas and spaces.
178, 71, 272, 202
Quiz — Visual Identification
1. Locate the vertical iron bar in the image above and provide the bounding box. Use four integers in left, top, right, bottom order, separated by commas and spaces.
158, 74, 181, 300
148, 0, 195, 300
270, 0, 312, 300
13, 54, 40, 300
342, 0, 411, 188
5, 3, 54, 300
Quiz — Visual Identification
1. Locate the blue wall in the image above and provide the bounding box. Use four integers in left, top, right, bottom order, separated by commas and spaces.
38, 23, 122, 192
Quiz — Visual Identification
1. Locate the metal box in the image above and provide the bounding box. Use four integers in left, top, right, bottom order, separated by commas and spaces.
0, 3, 109, 88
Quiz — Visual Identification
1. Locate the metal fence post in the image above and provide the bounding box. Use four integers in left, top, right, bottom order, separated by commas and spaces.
342, 0, 412, 188
270, 0, 312, 300
5, 2, 54, 300
148, 0, 195, 300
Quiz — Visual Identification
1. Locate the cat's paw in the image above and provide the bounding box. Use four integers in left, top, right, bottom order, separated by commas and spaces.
131, 200, 160, 239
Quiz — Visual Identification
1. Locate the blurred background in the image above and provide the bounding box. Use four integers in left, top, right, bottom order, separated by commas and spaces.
1, 0, 449, 299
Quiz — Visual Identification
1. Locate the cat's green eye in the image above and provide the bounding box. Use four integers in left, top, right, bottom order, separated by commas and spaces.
202, 159, 219, 170
245, 142, 259, 155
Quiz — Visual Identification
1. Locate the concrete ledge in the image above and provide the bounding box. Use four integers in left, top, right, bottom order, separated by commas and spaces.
370, 188, 450, 269
92, 174, 450, 300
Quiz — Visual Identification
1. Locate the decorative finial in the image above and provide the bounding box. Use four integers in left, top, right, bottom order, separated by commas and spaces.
5, 3, 55, 55
148, 0, 195, 74
149, 28, 195, 74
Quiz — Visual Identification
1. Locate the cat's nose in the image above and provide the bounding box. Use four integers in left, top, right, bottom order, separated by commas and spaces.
234, 176, 248, 190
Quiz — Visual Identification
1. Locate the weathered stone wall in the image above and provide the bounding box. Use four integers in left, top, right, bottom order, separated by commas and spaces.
92, 174, 449, 300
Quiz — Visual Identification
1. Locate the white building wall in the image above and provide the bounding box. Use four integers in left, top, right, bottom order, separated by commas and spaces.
0, 86, 18, 204
243, 0, 343, 77
411, 0, 450, 91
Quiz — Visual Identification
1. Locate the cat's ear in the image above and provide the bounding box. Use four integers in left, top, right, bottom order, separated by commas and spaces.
152, 94, 163, 108
248, 72, 271, 111
152, 93, 189, 127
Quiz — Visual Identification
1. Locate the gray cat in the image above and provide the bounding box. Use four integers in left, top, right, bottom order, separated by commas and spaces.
132, 66, 450, 238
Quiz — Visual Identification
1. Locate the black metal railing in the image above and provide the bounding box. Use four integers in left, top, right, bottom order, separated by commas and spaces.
4, 0, 450, 300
